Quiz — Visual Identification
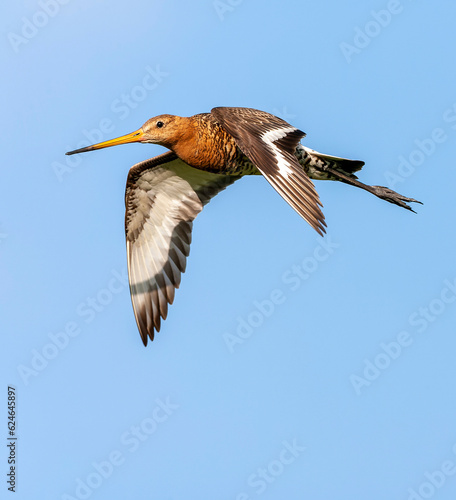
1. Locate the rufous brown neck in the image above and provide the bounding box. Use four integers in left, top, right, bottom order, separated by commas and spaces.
168, 115, 237, 171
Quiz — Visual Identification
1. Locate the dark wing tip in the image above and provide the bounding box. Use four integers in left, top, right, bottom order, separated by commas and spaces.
137, 313, 157, 347
315, 217, 327, 237
147, 328, 155, 345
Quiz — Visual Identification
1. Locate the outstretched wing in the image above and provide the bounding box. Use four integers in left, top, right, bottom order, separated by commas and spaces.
125, 151, 240, 345
211, 107, 326, 235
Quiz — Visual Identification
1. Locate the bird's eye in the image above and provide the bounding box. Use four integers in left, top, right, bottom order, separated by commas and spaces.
156, 121, 164, 128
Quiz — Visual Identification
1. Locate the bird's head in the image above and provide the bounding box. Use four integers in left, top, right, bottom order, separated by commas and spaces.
66, 114, 189, 156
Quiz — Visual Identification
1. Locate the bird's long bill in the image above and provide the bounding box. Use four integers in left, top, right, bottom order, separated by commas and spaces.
65, 128, 144, 155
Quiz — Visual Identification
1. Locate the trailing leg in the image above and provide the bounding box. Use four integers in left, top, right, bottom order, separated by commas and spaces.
318, 164, 422, 213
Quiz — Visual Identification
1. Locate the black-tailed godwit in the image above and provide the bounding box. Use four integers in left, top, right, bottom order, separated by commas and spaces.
67, 107, 420, 345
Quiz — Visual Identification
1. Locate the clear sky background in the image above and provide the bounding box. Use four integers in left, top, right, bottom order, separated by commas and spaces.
2, 1, 456, 499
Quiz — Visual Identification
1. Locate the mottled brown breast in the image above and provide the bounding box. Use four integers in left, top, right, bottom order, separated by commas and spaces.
172, 113, 255, 175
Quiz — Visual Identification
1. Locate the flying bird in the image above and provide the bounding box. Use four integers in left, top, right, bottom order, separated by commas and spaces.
66, 107, 420, 345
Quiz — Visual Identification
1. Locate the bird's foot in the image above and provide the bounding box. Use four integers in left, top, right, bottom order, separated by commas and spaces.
371, 186, 422, 213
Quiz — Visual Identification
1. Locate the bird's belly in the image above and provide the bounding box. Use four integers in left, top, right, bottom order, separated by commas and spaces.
228, 156, 261, 176
196, 155, 260, 176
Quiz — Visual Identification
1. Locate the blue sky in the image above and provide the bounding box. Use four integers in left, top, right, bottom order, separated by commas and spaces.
2, 1, 456, 499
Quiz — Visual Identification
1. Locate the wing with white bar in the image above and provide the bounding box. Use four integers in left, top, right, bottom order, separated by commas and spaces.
125, 151, 240, 345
